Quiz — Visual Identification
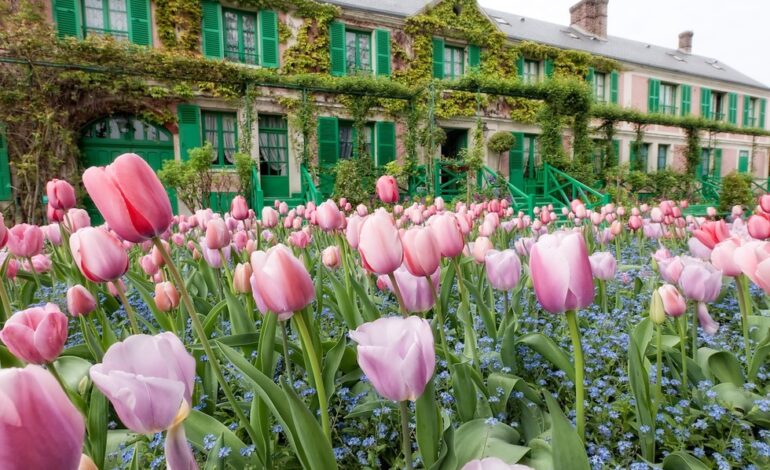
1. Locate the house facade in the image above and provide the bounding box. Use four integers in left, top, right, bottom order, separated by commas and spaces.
5, 0, 770, 213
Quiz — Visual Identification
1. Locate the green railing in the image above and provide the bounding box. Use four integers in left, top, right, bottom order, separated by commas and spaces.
433, 159, 466, 198
697, 175, 721, 203
249, 163, 265, 214
542, 163, 610, 210
479, 166, 535, 217
408, 165, 429, 197
301, 164, 323, 206
750, 177, 770, 194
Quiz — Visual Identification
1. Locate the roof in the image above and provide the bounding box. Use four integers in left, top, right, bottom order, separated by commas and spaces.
483, 8, 768, 90
321, 0, 433, 18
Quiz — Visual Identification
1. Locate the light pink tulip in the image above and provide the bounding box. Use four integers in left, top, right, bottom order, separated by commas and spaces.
46, 179, 76, 211
249, 244, 315, 319
83, 153, 172, 242
529, 231, 594, 313
461, 457, 534, 470
349, 316, 435, 401
710, 238, 742, 277
317, 200, 344, 232
230, 195, 249, 220
154, 282, 180, 312
402, 226, 441, 277
379, 265, 439, 313
472, 236, 493, 263
747, 214, 770, 240
233, 263, 253, 294
70, 227, 129, 283
678, 257, 722, 303
358, 211, 403, 275
376, 175, 399, 203
261, 207, 279, 228
657, 284, 686, 317
484, 249, 521, 290
322, 246, 341, 269
589, 251, 616, 281
67, 285, 97, 317
734, 240, 770, 294
7, 224, 44, 258
0, 303, 68, 364
0, 365, 85, 470
205, 218, 230, 250
429, 213, 465, 258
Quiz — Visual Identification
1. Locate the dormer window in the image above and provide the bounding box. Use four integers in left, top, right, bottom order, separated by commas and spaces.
522, 60, 540, 84
444, 45, 465, 80
431, 38, 480, 80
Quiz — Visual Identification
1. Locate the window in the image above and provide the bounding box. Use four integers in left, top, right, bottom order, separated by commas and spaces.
202, 112, 238, 166
258, 115, 288, 176
699, 148, 711, 177
522, 135, 540, 178
594, 72, 607, 103
83, 0, 129, 39
224, 9, 258, 64
657, 145, 669, 170
339, 121, 373, 160
345, 30, 372, 74
711, 91, 726, 120
632, 142, 650, 172
444, 46, 465, 80
746, 97, 759, 127
659, 83, 677, 115
738, 150, 750, 173
523, 60, 540, 84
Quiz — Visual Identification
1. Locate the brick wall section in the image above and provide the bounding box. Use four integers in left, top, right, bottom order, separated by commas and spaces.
569, 0, 609, 38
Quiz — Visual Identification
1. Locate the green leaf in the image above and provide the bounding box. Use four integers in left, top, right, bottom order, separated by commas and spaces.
428, 422, 456, 470
451, 362, 478, 422
203, 433, 226, 470
486, 373, 541, 416
416, 379, 441, 468
125, 271, 175, 332
86, 387, 108, 469
327, 272, 362, 329
184, 410, 255, 469
54, 355, 92, 390
344, 399, 398, 419
749, 338, 770, 381
662, 451, 710, 470
453, 418, 529, 467
628, 322, 654, 461
525, 438, 554, 470
516, 333, 575, 381
0, 345, 23, 367
217, 342, 337, 470
322, 335, 346, 406
351, 277, 380, 323
706, 350, 744, 386
544, 394, 590, 470
224, 289, 257, 337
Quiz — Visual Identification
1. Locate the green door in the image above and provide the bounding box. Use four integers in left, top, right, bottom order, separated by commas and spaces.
509, 132, 525, 189
738, 150, 750, 174
80, 116, 178, 223
258, 115, 290, 198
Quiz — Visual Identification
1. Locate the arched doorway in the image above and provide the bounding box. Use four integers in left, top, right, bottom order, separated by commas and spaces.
80, 115, 178, 222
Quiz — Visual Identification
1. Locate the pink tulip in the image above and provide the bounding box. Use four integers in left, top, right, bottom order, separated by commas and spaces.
7, 224, 44, 258
261, 207, 279, 228
65, 208, 91, 232
710, 238, 742, 277
429, 213, 465, 258
657, 256, 684, 284
70, 227, 129, 282
317, 200, 344, 232
322, 246, 341, 269
24, 254, 52, 273
83, 153, 173, 242
657, 284, 687, 317
205, 218, 230, 250
42, 223, 62, 246
402, 226, 441, 277
0, 303, 68, 364
759, 194, 770, 213
692, 220, 730, 249
461, 457, 534, 470
529, 231, 594, 313
678, 257, 722, 303
687, 237, 712, 260
0, 214, 7, 249
484, 249, 521, 290
288, 230, 311, 249
588, 251, 616, 281
233, 263, 253, 294
734, 240, 770, 294
346, 215, 365, 249
46, 178, 76, 210
230, 195, 249, 220
200, 242, 230, 269
349, 316, 435, 401
747, 214, 770, 240
471, 236, 493, 263
67, 285, 97, 317
0, 365, 85, 470
249, 244, 315, 319
628, 215, 642, 231
154, 282, 180, 312
358, 210, 403, 275
379, 265, 439, 313
376, 175, 399, 203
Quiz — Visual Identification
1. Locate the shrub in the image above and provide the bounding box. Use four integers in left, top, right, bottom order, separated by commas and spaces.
718, 172, 754, 212
158, 143, 215, 210
487, 131, 515, 155
333, 157, 376, 205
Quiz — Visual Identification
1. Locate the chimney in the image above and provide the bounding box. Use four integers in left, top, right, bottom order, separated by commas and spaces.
678, 31, 693, 54
569, 0, 609, 38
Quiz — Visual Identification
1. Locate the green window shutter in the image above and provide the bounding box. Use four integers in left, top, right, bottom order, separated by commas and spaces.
259, 10, 279, 68
680, 84, 691, 116
629, 142, 637, 168
727, 92, 738, 124
177, 104, 201, 161
52, 0, 82, 38
586, 67, 595, 87
329, 22, 346, 77
432, 37, 445, 79
610, 70, 619, 104
508, 132, 525, 189
760, 98, 767, 129
128, 0, 152, 46
201, 0, 223, 59
516, 55, 525, 81
738, 152, 749, 173
647, 79, 660, 113
0, 124, 11, 201
544, 59, 554, 78
375, 121, 396, 166
468, 44, 481, 70
611, 140, 620, 166
700, 87, 712, 118
711, 148, 722, 179
317, 117, 339, 196
375, 29, 391, 77
742, 95, 751, 128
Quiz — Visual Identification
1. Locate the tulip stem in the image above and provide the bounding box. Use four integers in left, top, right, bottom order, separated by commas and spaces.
678, 315, 688, 392
280, 320, 293, 379
565, 309, 585, 441
735, 275, 752, 367
292, 309, 331, 443
0, 276, 11, 323
399, 401, 413, 470
654, 322, 663, 415
691, 302, 698, 360
115, 281, 140, 335
387, 272, 409, 317
152, 238, 261, 447
426, 275, 448, 359
26, 257, 41, 289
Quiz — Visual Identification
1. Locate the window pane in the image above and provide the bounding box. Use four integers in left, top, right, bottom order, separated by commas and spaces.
224, 12, 240, 61
359, 33, 371, 70
346, 31, 357, 70
85, 0, 105, 30
339, 124, 354, 159
109, 0, 128, 33
243, 14, 258, 64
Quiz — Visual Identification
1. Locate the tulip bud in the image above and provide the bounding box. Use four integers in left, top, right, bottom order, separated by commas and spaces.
154, 281, 180, 312
67, 285, 97, 317
233, 263, 253, 294
322, 246, 341, 269
650, 289, 666, 325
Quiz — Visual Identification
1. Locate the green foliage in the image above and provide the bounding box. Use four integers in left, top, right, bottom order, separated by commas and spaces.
487, 131, 515, 155
603, 166, 697, 203
718, 172, 754, 212
234, 152, 254, 197
333, 158, 376, 205
155, 0, 201, 52
158, 144, 215, 210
